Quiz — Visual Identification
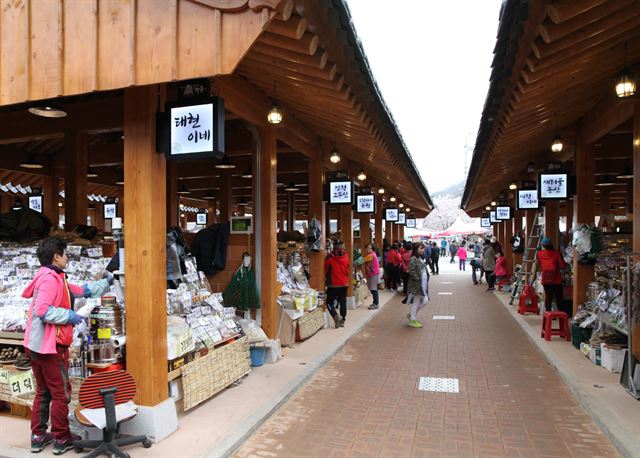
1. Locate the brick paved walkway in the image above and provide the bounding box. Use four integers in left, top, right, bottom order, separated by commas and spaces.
234, 263, 620, 458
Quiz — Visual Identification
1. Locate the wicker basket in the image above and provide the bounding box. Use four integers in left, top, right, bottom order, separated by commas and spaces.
296, 307, 324, 341
181, 336, 250, 411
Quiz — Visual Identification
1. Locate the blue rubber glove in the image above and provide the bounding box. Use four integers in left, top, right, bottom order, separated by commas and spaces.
102, 270, 114, 286
67, 310, 84, 326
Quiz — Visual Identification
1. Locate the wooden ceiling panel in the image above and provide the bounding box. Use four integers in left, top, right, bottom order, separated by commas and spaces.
464, 0, 640, 212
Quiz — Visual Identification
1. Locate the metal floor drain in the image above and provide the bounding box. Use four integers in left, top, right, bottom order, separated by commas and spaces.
437, 292, 453, 295
433, 315, 455, 320
418, 377, 459, 393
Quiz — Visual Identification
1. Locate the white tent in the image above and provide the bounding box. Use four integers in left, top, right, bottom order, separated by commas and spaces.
441, 216, 491, 236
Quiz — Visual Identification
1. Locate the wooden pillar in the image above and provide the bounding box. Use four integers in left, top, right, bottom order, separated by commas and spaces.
0, 194, 11, 213
397, 223, 404, 241
544, 200, 559, 249
385, 221, 393, 243
632, 101, 640, 358
565, 202, 574, 231
598, 189, 610, 230
504, 216, 513, 273
513, 210, 524, 268
359, 213, 371, 252
42, 173, 58, 226
573, 135, 596, 314
207, 200, 217, 224
308, 156, 326, 291
374, 195, 383, 251
166, 162, 178, 226
64, 131, 88, 231
123, 85, 167, 406
339, 205, 354, 297
286, 191, 294, 231
94, 203, 104, 232
220, 174, 233, 222
257, 126, 278, 338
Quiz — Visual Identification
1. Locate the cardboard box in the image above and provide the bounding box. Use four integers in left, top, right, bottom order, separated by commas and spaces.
601, 344, 626, 373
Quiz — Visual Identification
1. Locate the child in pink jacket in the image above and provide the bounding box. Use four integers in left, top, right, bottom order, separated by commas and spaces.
458, 241, 468, 271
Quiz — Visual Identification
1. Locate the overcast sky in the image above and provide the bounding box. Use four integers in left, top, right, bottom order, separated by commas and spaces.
346, 0, 503, 194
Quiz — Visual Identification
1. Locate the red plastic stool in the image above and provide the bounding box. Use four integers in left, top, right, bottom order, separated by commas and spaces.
497, 278, 510, 292
518, 285, 539, 315
541, 311, 570, 341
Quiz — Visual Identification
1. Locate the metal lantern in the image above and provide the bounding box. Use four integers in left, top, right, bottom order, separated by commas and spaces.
614, 68, 636, 98
329, 149, 341, 164
551, 135, 563, 153
266, 100, 283, 124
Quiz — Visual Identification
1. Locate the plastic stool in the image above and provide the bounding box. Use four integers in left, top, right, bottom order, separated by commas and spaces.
541, 311, 570, 341
518, 286, 539, 315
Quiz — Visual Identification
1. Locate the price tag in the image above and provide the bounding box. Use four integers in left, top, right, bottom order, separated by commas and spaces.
178, 332, 194, 355
97, 328, 112, 339
9, 370, 36, 396
0, 368, 9, 384
86, 247, 103, 258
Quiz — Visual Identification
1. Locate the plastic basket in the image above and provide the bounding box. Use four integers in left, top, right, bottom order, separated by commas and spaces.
571, 322, 593, 349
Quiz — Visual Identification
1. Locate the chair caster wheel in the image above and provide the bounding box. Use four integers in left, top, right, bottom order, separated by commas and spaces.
74, 447, 83, 453
143, 438, 152, 448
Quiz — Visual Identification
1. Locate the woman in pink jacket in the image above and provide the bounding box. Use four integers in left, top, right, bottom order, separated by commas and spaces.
457, 241, 468, 271
23, 237, 112, 454
362, 243, 380, 310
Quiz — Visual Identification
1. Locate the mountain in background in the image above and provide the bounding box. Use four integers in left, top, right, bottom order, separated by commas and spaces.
431, 180, 466, 199
421, 179, 470, 231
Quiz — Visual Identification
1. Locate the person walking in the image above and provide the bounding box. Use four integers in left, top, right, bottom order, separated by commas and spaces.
325, 239, 350, 327
430, 241, 440, 275
458, 241, 468, 271
440, 238, 447, 257
400, 242, 412, 303
362, 242, 380, 310
449, 240, 458, 263
482, 238, 497, 292
537, 237, 570, 316
473, 239, 482, 259
23, 237, 113, 455
406, 243, 429, 328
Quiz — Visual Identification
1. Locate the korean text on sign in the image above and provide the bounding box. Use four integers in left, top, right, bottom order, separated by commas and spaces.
171, 104, 214, 155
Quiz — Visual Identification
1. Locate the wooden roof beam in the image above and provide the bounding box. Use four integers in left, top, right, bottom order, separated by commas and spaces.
0, 97, 123, 144
548, 0, 608, 24
268, 15, 308, 40
260, 31, 319, 56
242, 53, 336, 81
532, 11, 640, 60
251, 42, 328, 68
539, 0, 635, 43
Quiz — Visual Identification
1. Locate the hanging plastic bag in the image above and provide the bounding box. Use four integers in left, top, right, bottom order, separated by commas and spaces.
307, 218, 323, 252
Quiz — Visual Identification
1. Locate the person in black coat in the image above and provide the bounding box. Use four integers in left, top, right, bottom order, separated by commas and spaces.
430, 241, 440, 274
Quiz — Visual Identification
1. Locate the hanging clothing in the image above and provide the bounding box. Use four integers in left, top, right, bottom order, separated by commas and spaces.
190, 223, 230, 275
223, 265, 260, 310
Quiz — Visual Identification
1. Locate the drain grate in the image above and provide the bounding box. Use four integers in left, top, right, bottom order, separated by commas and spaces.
418, 377, 459, 393
432, 315, 455, 320
437, 292, 453, 295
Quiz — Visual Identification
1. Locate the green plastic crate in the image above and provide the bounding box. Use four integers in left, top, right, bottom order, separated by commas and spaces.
571, 322, 593, 349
